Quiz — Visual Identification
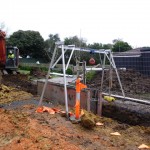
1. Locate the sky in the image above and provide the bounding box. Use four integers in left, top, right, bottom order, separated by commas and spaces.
0, 0, 150, 48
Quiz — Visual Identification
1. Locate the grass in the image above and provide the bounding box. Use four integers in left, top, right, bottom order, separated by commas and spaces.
18, 70, 30, 75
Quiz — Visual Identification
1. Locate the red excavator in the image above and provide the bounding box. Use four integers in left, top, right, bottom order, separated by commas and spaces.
0, 30, 19, 74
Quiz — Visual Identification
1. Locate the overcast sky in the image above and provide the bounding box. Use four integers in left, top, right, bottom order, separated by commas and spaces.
0, 0, 150, 48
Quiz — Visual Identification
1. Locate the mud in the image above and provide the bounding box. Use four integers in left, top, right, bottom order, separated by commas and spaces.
0, 84, 33, 105
0, 71, 150, 149
87, 69, 150, 100
102, 100, 150, 126
1, 74, 37, 95
86, 69, 150, 125
0, 102, 150, 150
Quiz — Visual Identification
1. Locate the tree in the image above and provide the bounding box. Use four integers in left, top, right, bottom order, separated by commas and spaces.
103, 44, 113, 49
88, 43, 112, 50
7, 30, 46, 58
64, 36, 87, 47
44, 34, 60, 51
44, 34, 60, 60
64, 36, 87, 64
112, 39, 132, 52
88, 43, 103, 49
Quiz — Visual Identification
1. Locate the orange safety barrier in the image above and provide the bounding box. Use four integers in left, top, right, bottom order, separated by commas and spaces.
75, 78, 87, 119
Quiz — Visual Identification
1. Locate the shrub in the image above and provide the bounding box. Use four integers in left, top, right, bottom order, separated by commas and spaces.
86, 71, 96, 81
66, 68, 73, 75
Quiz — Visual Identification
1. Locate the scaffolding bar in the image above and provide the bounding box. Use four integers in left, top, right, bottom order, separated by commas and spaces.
50, 72, 73, 78
61, 45, 69, 118
38, 46, 57, 106
103, 93, 150, 105
58, 45, 110, 54
86, 68, 103, 71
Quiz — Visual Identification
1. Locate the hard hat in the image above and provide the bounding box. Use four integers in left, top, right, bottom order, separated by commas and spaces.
9, 50, 12, 54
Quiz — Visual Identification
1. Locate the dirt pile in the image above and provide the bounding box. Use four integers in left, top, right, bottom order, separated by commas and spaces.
81, 110, 100, 129
30, 67, 47, 78
0, 74, 34, 105
0, 105, 150, 150
0, 84, 33, 105
87, 69, 150, 97
0, 68, 150, 149
1, 74, 37, 95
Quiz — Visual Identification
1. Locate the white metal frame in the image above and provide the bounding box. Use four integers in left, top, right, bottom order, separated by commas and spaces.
38, 43, 126, 118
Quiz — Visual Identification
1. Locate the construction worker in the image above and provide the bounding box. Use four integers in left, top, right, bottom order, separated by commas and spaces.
8, 50, 15, 59
7, 50, 15, 66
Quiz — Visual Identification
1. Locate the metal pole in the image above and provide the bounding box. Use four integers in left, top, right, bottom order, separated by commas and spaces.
110, 52, 125, 97
105, 52, 114, 68
100, 54, 106, 92
38, 46, 57, 106
97, 92, 102, 116
76, 60, 80, 77
102, 92, 150, 105
65, 47, 75, 70
58, 45, 107, 54
83, 61, 86, 84
52, 49, 67, 68
99, 53, 102, 67
109, 53, 113, 96
87, 89, 91, 112
61, 44, 69, 118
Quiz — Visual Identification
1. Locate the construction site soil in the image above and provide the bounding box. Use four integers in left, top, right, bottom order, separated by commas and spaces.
86, 69, 150, 126
0, 71, 150, 150
87, 69, 150, 99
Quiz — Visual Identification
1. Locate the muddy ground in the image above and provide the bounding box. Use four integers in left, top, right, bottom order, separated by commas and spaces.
87, 69, 150, 126
87, 69, 150, 100
1, 74, 37, 95
0, 72, 150, 150
0, 102, 150, 150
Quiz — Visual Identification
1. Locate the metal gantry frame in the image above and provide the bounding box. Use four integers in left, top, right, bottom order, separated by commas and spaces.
38, 42, 126, 118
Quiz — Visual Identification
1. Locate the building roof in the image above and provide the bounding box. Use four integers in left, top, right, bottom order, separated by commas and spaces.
113, 47, 150, 57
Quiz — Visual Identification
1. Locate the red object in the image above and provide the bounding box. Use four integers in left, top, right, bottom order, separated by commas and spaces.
0, 30, 6, 66
89, 57, 95, 65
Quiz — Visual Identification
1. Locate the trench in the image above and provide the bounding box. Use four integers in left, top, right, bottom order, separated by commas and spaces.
100, 100, 150, 126
89, 88, 150, 126
1, 94, 150, 127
